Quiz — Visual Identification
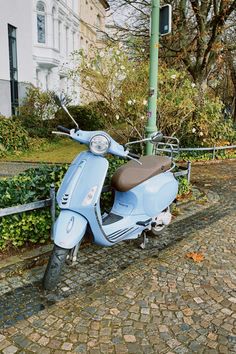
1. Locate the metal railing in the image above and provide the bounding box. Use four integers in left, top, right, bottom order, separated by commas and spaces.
173, 161, 192, 183
154, 143, 236, 160
0, 184, 56, 239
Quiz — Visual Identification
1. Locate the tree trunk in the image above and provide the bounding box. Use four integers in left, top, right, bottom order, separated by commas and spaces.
226, 50, 236, 123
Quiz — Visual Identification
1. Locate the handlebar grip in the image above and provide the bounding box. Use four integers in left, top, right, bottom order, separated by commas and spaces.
57, 125, 71, 134
128, 152, 140, 159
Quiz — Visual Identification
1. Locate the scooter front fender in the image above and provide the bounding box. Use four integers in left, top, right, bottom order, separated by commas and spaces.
53, 210, 87, 249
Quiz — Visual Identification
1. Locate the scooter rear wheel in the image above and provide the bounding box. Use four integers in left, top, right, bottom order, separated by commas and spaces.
42, 245, 69, 290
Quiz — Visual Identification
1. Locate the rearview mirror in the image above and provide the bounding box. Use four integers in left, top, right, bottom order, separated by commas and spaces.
151, 132, 163, 143
53, 93, 68, 107
53, 94, 62, 107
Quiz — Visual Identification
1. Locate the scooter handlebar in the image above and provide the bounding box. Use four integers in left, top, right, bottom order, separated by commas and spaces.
127, 152, 140, 159
57, 125, 71, 134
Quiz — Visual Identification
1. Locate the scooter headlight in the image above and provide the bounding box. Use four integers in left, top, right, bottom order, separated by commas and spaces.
89, 134, 110, 155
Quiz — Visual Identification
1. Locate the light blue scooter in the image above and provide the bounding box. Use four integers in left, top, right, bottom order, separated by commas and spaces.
43, 99, 178, 290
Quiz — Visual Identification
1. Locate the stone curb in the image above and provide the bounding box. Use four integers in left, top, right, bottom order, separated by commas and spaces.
0, 188, 220, 279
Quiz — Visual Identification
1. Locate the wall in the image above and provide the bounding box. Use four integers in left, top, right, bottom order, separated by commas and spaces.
0, 0, 33, 116
79, 0, 108, 52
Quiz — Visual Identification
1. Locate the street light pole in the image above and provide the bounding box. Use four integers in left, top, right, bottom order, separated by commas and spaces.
145, 0, 160, 155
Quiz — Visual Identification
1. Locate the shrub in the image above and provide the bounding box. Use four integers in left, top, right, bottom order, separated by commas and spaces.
0, 165, 68, 249
70, 46, 235, 147
17, 86, 58, 138
0, 115, 29, 157
18, 85, 105, 138
177, 176, 191, 197
70, 46, 149, 143
54, 102, 105, 131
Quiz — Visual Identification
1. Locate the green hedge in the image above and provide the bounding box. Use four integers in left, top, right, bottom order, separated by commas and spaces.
18, 102, 106, 139
0, 165, 68, 249
54, 102, 105, 132
0, 116, 29, 157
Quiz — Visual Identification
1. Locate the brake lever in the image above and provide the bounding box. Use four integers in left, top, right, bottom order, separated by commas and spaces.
127, 154, 142, 165
52, 131, 71, 137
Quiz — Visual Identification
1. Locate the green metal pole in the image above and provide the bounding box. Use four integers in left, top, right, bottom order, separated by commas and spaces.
145, 0, 160, 155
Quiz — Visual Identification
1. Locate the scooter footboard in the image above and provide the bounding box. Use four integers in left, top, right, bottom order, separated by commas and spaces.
53, 210, 87, 249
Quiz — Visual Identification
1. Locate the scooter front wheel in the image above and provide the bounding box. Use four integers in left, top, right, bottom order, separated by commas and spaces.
42, 245, 70, 290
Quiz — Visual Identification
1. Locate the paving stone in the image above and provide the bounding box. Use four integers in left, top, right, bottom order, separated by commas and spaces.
2, 346, 18, 354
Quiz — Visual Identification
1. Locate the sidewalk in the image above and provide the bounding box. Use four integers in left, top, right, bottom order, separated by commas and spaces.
0, 160, 235, 353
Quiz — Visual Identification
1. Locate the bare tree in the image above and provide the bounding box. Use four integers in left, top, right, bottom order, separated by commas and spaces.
108, 0, 236, 91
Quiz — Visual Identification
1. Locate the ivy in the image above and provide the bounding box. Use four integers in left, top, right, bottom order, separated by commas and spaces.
0, 165, 68, 250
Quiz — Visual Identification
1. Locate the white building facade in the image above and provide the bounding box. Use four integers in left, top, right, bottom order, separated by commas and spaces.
0, 0, 80, 117
0, 0, 109, 117
33, 0, 80, 101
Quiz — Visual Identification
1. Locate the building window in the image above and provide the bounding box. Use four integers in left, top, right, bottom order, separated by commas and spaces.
58, 20, 61, 51
66, 26, 69, 55
72, 31, 75, 51
37, 1, 46, 43
52, 7, 56, 48
8, 24, 18, 115
96, 14, 101, 28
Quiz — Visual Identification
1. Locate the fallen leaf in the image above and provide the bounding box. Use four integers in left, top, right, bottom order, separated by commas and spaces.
186, 252, 204, 262
110, 308, 120, 316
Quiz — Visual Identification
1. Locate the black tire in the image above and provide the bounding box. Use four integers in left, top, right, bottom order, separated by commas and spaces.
42, 245, 70, 290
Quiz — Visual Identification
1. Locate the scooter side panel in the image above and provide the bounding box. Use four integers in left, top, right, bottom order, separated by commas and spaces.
53, 210, 87, 249
57, 151, 108, 218
143, 172, 178, 216
111, 172, 178, 217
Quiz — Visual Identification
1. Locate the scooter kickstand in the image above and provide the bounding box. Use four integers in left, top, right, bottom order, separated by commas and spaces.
67, 242, 81, 266
140, 232, 149, 249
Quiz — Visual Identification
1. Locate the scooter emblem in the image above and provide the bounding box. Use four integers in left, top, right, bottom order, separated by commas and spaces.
67, 216, 75, 234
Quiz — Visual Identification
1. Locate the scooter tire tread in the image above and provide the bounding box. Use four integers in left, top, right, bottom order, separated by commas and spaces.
42, 245, 69, 290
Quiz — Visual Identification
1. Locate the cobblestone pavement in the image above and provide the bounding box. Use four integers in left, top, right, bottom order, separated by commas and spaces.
0, 160, 235, 353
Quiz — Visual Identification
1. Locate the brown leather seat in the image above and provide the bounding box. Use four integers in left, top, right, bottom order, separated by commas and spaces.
111, 155, 172, 192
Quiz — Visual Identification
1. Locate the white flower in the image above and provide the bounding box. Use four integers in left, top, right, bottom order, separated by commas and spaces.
171, 74, 176, 79
120, 65, 125, 70
116, 50, 120, 55
100, 51, 105, 57
117, 73, 126, 81
104, 113, 107, 117
199, 131, 204, 136
192, 128, 196, 133
143, 99, 148, 106
133, 99, 136, 104
140, 115, 145, 120
116, 114, 119, 120
127, 100, 132, 105
191, 83, 196, 88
